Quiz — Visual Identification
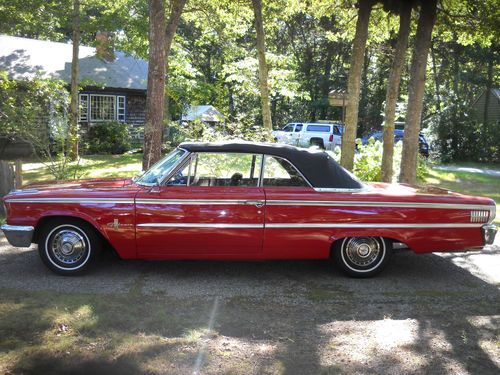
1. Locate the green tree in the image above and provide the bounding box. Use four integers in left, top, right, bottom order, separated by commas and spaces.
381, 0, 412, 182
340, 0, 374, 171
400, 0, 437, 184
251, 0, 273, 130
68, 0, 81, 160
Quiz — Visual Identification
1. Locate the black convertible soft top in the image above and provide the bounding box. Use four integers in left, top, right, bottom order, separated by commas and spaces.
179, 141, 363, 189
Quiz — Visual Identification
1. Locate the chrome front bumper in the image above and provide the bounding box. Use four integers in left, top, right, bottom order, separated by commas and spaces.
1, 224, 34, 247
482, 224, 497, 245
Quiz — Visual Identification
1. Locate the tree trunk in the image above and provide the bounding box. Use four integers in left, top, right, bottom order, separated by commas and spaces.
143, 0, 166, 171
320, 43, 334, 119
14, 159, 22, 188
430, 39, 441, 113
400, 0, 437, 184
483, 44, 494, 124
68, 0, 80, 161
381, 0, 412, 182
227, 81, 236, 121
163, 0, 187, 141
0, 161, 14, 214
340, 0, 373, 171
251, 0, 273, 130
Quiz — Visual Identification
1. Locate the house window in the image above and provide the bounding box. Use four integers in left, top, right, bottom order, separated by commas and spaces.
79, 94, 126, 122
117, 96, 126, 122
91, 95, 115, 121
79, 94, 89, 121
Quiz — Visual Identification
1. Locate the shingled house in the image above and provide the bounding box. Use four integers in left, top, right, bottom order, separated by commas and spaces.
0, 34, 148, 139
471, 88, 500, 124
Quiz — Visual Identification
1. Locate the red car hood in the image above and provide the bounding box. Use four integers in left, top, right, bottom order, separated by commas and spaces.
24, 177, 134, 191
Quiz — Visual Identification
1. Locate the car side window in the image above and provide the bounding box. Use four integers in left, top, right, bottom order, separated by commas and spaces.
306, 124, 331, 132
262, 156, 309, 187
333, 126, 341, 136
294, 124, 303, 132
283, 124, 293, 132
167, 153, 262, 187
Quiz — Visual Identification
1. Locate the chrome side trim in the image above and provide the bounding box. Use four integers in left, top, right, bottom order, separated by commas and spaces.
137, 199, 253, 205
266, 200, 495, 211
314, 187, 370, 193
266, 223, 483, 228
136, 222, 483, 229
137, 223, 264, 228
5, 198, 134, 204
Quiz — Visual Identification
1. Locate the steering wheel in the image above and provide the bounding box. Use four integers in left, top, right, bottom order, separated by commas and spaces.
167, 171, 187, 185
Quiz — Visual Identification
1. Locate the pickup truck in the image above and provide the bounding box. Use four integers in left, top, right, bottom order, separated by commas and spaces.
273, 122, 344, 149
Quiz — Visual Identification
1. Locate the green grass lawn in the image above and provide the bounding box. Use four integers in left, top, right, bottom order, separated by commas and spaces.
22, 154, 143, 186
425, 166, 499, 224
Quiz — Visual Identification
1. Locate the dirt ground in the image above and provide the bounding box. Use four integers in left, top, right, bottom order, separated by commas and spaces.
1, 234, 499, 375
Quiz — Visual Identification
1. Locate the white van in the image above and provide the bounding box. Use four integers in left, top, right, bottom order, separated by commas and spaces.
273, 122, 344, 149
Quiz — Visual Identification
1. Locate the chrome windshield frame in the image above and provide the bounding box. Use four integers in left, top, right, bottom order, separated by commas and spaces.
135, 148, 190, 186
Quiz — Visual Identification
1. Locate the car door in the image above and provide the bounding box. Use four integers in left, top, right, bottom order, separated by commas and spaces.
281, 124, 295, 144
260, 155, 332, 259
290, 123, 303, 145
135, 152, 265, 257
332, 125, 342, 147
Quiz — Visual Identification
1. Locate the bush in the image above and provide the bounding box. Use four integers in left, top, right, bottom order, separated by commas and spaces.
429, 105, 500, 163
86, 121, 131, 155
328, 138, 429, 183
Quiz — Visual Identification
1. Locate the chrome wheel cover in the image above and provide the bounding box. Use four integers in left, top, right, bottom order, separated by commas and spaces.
343, 237, 381, 268
49, 229, 87, 265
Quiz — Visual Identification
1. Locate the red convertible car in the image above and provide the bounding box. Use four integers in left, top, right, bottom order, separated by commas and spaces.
1, 141, 497, 277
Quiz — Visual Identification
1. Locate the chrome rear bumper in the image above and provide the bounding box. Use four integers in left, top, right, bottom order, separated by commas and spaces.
1, 224, 34, 247
482, 224, 497, 245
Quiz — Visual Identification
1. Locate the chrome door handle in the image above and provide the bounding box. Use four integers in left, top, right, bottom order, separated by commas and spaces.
244, 200, 265, 208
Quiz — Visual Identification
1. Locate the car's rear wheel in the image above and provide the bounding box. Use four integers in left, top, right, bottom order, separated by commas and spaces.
332, 237, 391, 278
38, 219, 101, 275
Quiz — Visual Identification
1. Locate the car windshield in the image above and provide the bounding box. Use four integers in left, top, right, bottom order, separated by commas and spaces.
135, 148, 186, 185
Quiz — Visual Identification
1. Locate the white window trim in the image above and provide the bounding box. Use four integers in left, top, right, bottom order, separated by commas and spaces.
117, 95, 126, 122
78, 94, 89, 122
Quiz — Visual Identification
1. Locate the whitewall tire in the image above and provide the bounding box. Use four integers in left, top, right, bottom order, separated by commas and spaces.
38, 218, 101, 275
332, 237, 392, 278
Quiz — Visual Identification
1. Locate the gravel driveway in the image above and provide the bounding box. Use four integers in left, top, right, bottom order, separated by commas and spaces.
1, 234, 499, 374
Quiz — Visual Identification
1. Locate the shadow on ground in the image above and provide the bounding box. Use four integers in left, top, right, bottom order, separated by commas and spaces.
1, 239, 499, 374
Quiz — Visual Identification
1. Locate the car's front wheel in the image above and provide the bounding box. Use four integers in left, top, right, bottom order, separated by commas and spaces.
38, 219, 101, 275
332, 236, 391, 278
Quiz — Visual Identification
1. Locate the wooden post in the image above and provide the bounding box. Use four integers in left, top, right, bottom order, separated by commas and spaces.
14, 159, 23, 189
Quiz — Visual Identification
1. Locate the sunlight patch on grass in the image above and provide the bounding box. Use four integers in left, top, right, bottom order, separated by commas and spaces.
426, 165, 500, 224
22, 154, 142, 185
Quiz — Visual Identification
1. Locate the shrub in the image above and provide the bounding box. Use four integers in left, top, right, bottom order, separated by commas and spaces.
328, 138, 429, 183
428, 104, 500, 163
86, 121, 131, 155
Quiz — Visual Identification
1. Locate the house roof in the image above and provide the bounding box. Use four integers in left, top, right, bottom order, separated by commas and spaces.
493, 88, 500, 100
0, 35, 148, 91
179, 141, 364, 189
181, 105, 225, 122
